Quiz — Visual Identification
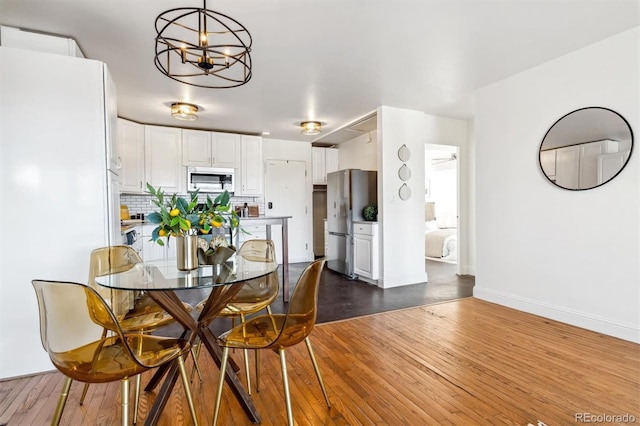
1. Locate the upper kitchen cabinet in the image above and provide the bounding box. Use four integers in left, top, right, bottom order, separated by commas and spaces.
238, 135, 263, 195
145, 125, 184, 193
117, 118, 145, 193
182, 129, 240, 168
0, 25, 85, 58
312, 147, 339, 184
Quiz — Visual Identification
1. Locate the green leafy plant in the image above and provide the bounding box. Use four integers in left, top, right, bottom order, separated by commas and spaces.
363, 204, 378, 221
146, 183, 241, 246
197, 190, 241, 245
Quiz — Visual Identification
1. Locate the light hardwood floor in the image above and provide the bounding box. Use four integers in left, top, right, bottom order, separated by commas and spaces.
1, 298, 638, 425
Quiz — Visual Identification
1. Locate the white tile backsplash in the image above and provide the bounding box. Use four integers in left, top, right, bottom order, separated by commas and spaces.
121, 193, 264, 217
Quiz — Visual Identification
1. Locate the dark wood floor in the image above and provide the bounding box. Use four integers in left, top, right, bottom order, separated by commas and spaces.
171, 259, 474, 336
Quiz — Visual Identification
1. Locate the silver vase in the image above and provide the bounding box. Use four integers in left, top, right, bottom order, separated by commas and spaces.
176, 235, 198, 271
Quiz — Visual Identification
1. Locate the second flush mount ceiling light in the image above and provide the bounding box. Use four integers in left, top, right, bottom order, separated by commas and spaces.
154, 0, 253, 88
300, 121, 322, 135
171, 102, 199, 121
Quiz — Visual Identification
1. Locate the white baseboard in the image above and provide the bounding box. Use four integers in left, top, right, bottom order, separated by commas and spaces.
474, 287, 640, 344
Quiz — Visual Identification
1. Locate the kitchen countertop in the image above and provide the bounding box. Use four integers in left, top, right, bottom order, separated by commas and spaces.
120, 219, 144, 234
239, 215, 292, 220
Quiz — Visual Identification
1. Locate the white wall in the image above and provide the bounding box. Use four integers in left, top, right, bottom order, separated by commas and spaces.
262, 138, 314, 262
338, 131, 378, 171
377, 106, 428, 287
474, 27, 639, 342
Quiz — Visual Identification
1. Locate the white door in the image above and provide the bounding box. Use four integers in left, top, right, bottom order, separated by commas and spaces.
265, 160, 309, 263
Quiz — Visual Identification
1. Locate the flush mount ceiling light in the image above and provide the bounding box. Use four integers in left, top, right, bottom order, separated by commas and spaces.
154, 0, 252, 89
300, 121, 322, 135
171, 102, 199, 121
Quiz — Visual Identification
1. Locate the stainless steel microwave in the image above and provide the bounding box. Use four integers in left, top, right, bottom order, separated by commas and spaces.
187, 167, 235, 193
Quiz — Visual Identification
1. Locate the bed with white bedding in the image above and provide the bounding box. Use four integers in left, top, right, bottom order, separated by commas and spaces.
424, 201, 457, 262
425, 224, 457, 261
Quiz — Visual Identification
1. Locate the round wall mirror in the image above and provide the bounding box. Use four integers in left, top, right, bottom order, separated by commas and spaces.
539, 107, 633, 190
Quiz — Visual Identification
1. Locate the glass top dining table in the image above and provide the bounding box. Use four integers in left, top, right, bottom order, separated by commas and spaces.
95, 255, 278, 425
95, 256, 278, 291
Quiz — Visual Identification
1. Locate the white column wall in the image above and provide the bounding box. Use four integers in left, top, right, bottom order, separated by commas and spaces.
376, 106, 428, 287
338, 131, 378, 171
474, 27, 639, 342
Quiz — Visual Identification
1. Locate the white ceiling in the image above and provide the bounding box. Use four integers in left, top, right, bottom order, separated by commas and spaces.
1, 0, 638, 143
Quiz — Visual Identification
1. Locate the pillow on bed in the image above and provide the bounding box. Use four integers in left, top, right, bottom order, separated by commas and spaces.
425, 220, 438, 232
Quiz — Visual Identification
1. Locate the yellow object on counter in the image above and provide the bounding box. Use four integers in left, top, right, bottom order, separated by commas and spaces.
120, 205, 130, 220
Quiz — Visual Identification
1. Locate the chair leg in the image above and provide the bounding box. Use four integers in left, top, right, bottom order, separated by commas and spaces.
177, 355, 199, 426
305, 337, 331, 408
212, 346, 230, 426
52, 377, 72, 426
190, 345, 203, 383
133, 374, 141, 424
190, 338, 202, 383
243, 348, 252, 395
279, 348, 294, 426
121, 378, 130, 426
79, 382, 90, 405
240, 313, 251, 395
255, 350, 260, 393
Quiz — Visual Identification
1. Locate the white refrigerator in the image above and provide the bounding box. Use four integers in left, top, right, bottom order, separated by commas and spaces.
0, 46, 120, 378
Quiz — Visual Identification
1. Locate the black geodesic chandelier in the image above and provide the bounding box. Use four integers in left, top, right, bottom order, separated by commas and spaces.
154, 0, 252, 88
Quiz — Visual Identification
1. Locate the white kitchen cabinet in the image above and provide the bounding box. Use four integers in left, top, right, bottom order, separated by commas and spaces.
182, 129, 240, 168
554, 145, 580, 189
579, 140, 618, 189
539, 150, 556, 180
0, 25, 85, 58
145, 125, 184, 193
118, 118, 146, 193
326, 148, 339, 176
312, 147, 339, 184
550, 140, 619, 189
239, 135, 263, 195
141, 224, 176, 261
353, 221, 379, 281
237, 224, 267, 246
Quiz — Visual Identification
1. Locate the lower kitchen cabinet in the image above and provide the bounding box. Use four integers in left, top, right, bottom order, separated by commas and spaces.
237, 224, 267, 246
353, 221, 379, 281
141, 224, 176, 261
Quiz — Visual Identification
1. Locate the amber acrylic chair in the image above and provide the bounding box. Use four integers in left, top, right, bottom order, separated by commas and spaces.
31, 280, 198, 426
87, 245, 201, 423
212, 258, 330, 426
194, 239, 280, 393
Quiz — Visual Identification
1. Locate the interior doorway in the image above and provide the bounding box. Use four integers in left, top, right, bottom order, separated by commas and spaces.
264, 159, 308, 263
424, 144, 460, 278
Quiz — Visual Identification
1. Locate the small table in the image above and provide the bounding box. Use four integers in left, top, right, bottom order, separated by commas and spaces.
96, 256, 278, 425
237, 216, 292, 302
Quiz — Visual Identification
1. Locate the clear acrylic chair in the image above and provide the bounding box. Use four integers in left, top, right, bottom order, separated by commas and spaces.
212, 258, 330, 426
86, 245, 201, 423
195, 239, 280, 393
31, 279, 198, 426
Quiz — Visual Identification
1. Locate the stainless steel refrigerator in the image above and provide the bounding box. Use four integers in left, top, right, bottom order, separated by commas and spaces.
326, 169, 377, 278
